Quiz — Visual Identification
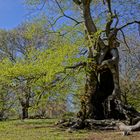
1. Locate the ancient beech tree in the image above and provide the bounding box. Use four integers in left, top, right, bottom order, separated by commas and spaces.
71, 0, 140, 126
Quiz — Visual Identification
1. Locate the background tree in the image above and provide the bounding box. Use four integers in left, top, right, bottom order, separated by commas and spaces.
0, 17, 84, 119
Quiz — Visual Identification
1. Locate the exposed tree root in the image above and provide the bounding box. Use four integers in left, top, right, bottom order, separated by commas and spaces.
57, 118, 140, 136
103, 98, 140, 122
117, 121, 140, 135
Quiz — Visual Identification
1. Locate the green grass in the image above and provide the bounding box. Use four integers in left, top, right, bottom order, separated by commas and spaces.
0, 119, 140, 140
0, 119, 89, 140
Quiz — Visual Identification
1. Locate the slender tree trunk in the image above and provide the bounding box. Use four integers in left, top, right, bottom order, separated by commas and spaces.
18, 82, 31, 120
20, 93, 30, 120
21, 105, 29, 119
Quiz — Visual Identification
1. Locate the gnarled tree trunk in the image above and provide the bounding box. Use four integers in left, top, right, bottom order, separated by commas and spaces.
73, 0, 140, 124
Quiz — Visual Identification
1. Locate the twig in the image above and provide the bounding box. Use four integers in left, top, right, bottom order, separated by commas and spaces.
118, 21, 140, 30
24, 0, 47, 17
114, 10, 119, 29
55, 0, 82, 24
36, 0, 47, 11
120, 29, 131, 53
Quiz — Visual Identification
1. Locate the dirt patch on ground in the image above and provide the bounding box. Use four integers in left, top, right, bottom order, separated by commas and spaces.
85, 131, 140, 140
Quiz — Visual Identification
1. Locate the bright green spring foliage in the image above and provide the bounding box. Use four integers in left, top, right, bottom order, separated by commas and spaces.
0, 16, 88, 118
0, 31, 85, 89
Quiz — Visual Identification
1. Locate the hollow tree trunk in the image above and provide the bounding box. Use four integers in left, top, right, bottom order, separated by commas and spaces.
78, 48, 123, 120
75, 0, 140, 122
56, 0, 140, 131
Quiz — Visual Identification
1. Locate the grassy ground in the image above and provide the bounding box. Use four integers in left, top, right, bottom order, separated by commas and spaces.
0, 119, 140, 140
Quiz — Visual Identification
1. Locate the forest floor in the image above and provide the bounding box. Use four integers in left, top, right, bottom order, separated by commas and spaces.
0, 119, 140, 140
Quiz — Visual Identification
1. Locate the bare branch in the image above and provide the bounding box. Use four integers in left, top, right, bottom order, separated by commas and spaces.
24, 0, 47, 17
54, 0, 82, 24
36, 0, 47, 11
65, 62, 86, 70
51, 15, 64, 26
47, 20, 64, 36
47, 17, 83, 37
118, 21, 140, 30
120, 29, 131, 53
114, 10, 119, 29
